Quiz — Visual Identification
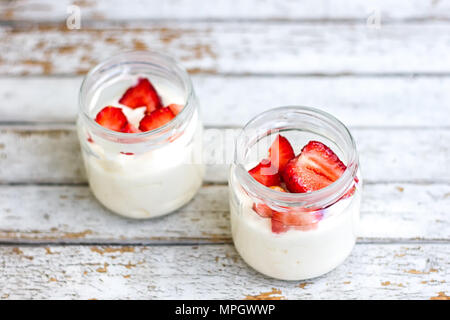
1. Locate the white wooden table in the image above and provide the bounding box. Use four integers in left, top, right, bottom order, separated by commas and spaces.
0, 0, 449, 300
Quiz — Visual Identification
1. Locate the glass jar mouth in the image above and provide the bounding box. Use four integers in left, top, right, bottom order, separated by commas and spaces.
78, 50, 195, 142
234, 106, 359, 210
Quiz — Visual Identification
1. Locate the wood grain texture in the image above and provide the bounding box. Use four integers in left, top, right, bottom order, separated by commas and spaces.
0, 126, 449, 184
0, 244, 448, 299
1, 0, 449, 22
1, 23, 450, 75
0, 183, 448, 243
1, 0, 449, 300
1, 75, 450, 127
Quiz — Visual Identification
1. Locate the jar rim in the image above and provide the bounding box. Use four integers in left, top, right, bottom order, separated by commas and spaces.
234, 106, 359, 209
78, 50, 195, 141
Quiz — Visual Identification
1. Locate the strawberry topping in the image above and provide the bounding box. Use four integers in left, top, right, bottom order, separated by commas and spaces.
248, 160, 280, 187
139, 107, 175, 132
269, 185, 287, 193
282, 141, 346, 193
271, 209, 322, 233
95, 106, 128, 132
268, 135, 295, 172
271, 219, 290, 234
167, 104, 184, 116
121, 122, 141, 133
119, 78, 162, 113
245, 136, 354, 234
251, 186, 286, 218
247, 135, 293, 187
252, 203, 273, 218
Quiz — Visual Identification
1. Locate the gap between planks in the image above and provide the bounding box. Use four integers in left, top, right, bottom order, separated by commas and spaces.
0, 239, 449, 247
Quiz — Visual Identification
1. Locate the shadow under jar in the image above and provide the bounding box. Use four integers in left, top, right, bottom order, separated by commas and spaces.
78, 51, 204, 219
229, 106, 361, 280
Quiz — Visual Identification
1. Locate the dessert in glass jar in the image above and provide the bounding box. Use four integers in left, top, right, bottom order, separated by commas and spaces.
78, 51, 204, 219
229, 106, 361, 280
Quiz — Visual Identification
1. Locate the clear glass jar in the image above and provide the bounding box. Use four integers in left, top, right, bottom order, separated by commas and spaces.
78, 51, 204, 219
229, 106, 361, 280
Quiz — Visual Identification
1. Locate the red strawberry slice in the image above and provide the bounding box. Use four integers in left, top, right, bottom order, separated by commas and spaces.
271, 209, 322, 233
251, 186, 286, 218
268, 135, 295, 172
119, 78, 162, 113
121, 122, 140, 133
271, 219, 289, 233
282, 141, 347, 193
252, 203, 273, 218
269, 185, 287, 193
95, 106, 128, 132
248, 160, 280, 187
167, 104, 184, 116
342, 177, 359, 199
139, 107, 175, 132
247, 135, 294, 188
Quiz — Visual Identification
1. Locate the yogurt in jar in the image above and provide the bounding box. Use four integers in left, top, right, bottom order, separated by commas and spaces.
229, 106, 361, 280
78, 52, 204, 219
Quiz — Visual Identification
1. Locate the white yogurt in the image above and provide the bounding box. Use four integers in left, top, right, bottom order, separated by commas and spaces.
230, 180, 361, 280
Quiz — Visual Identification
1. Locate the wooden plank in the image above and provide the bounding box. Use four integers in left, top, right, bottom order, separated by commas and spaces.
0, 185, 229, 244
1, 75, 450, 127
0, 183, 448, 243
0, 244, 448, 299
1, 0, 449, 22
1, 23, 450, 75
0, 127, 449, 184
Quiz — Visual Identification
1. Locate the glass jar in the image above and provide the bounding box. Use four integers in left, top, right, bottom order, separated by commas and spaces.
78, 51, 204, 219
229, 106, 361, 280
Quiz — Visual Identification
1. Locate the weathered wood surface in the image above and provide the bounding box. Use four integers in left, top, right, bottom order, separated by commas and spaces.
1, 76, 449, 127
1, 24, 450, 75
1, 0, 450, 22
0, 244, 448, 299
0, 0, 449, 300
0, 126, 449, 184
0, 183, 448, 244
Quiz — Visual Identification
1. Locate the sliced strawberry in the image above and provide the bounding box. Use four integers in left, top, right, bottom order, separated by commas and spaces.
95, 106, 128, 132
342, 177, 359, 199
121, 122, 140, 133
342, 186, 355, 199
252, 203, 273, 218
268, 135, 295, 172
119, 78, 162, 113
248, 160, 280, 187
269, 185, 287, 193
271, 209, 322, 233
271, 219, 289, 233
282, 141, 347, 193
167, 104, 184, 116
139, 107, 175, 132
251, 186, 285, 218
